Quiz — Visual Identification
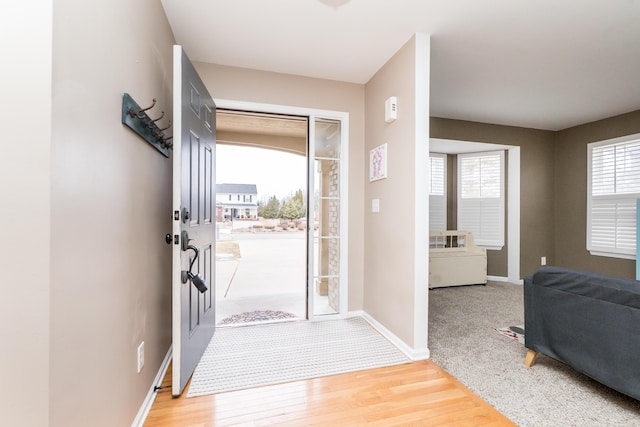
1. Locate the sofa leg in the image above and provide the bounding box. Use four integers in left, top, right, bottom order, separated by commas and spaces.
524, 349, 539, 367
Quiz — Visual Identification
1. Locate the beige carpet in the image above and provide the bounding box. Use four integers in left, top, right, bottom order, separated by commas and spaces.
429, 282, 640, 426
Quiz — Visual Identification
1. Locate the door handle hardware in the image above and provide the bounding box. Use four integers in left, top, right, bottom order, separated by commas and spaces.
181, 207, 190, 224
180, 230, 208, 293
181, 230, 191, 252
181, 269, 208, 293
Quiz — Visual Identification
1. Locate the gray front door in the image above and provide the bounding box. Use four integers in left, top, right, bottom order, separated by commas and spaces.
171, 45, 216, 396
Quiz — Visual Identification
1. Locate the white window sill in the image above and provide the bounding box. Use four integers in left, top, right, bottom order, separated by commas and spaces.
588, 250, 636, 260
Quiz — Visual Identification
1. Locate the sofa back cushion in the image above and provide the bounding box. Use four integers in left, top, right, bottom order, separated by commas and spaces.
530, 266, 640, 309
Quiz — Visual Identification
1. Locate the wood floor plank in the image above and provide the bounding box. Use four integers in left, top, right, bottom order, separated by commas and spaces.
144, 360, 515, 426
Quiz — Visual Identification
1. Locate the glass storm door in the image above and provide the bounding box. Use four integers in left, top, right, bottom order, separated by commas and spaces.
308, 117, 344, 317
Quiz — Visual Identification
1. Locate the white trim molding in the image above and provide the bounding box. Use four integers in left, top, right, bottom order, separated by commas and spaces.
131, 346, 172, 427
487, 275, 523, 285
356, 311, 430, 361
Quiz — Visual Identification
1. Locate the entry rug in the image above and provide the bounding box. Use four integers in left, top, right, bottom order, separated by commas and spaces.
495, 325, 525, 345
218, 310, 297, 325
187, 317, 411, 397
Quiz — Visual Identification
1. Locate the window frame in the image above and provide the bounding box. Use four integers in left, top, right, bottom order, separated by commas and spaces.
457, 150, 505, 250
429, 153, 447, 231
586, 133, 640, 260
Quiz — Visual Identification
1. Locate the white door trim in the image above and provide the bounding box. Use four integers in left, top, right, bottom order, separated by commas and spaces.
215, 99, 349, 317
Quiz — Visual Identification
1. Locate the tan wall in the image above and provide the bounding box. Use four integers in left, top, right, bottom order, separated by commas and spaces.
363, 34, 430, 351
554, 109, 640, 278
0, 2, 52, 425
430, 118, 556, 278
49, 1, 175, 426
194, 62, 366, 311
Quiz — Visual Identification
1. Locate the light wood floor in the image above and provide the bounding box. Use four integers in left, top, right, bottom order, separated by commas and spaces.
144, 360, 515, 426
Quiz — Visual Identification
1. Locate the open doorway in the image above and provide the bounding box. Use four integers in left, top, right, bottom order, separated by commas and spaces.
214, 111, 308, 325
429, 138, 521, 283
214, 110, 344, 326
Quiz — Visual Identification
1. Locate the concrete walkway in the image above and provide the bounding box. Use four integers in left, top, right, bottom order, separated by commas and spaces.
215, 231, 312, 323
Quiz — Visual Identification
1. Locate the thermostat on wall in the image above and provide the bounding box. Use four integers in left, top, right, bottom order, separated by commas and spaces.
385, 96, 397, 123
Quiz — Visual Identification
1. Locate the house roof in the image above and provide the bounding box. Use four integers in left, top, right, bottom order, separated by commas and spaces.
160, 1, 640, 131
216, 183, 258, 194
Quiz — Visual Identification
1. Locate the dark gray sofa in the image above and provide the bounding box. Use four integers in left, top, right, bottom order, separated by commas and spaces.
524, 266, 640, 401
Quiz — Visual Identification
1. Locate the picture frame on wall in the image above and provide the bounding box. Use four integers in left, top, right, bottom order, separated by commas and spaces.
369, 143, 387, 182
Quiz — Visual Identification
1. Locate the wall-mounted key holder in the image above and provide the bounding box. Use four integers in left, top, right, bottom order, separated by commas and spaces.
121, 92, 172, 158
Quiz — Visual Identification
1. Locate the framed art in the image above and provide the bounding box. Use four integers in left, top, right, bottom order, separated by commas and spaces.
369, 143, 387, 182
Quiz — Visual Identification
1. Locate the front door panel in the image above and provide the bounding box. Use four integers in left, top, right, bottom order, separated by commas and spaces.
172, 45, 216, 396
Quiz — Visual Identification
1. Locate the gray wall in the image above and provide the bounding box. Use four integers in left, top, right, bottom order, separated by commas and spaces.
363, 34, 430, 352
430, 118, 556, 278
0, 3, 52, 426
555, 109, 640, 278
3, 2, 176, 426
432, 109, 640, 281
49, 0, 175, 425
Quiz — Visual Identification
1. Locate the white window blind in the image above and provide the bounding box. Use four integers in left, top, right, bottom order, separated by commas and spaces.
429, 153, 447, 231
457, 151, 505, 249
587, 135, 640, 259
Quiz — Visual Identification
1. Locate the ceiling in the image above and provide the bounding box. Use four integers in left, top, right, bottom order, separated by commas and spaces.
161, 0, 640, 131
217, 110, 307, 138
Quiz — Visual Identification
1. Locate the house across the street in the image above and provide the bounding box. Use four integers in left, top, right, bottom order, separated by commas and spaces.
216, 183, 258, 221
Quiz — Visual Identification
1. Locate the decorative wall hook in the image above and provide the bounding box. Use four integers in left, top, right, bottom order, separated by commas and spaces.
127, 98, 156, 119
150, 111, 165, 123
158, 121, 172, 132
121, 93, 171, 158
135, 98, 156, 119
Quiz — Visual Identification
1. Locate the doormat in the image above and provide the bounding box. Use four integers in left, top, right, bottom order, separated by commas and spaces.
187, 317, 411, 397
495, 325, 525, 345
218, 310, 297, 325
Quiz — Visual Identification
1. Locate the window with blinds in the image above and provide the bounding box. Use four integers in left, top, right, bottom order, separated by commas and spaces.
587, 134, 640, 259
429, 153, 447, 231
457, 151, 505, 249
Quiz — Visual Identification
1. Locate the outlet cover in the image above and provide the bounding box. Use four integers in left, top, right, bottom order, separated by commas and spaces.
137, 341, 144, 373
372, 199, 380, 213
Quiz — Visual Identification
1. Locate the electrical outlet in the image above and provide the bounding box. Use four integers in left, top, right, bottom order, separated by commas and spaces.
541, 256, 547, 266
137, 341, 144, 373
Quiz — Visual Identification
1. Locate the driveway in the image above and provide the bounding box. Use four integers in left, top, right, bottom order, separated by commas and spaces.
215, 231, 307, 323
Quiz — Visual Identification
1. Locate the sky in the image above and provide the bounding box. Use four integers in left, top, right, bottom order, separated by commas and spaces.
216, 144, 307, 201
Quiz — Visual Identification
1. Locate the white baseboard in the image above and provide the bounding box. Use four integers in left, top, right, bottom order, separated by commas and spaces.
132, 313, 428, 426
131, 345, 172, 427
487, 275, 523, 285
353, 311, 430, 361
